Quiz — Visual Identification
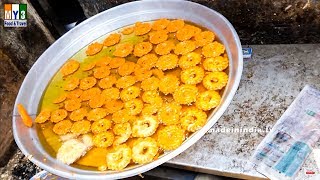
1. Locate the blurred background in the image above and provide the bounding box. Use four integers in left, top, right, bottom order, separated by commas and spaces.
29, 0, 320, 44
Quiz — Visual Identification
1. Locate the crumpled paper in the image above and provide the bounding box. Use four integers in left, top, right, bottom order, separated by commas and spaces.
252, 85, 320, 180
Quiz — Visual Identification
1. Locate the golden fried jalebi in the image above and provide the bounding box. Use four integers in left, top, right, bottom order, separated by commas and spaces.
158, 102, 181, 125
113, 122, 131, 135
166, 19, 185, 33
106, 144, 131, 170
132, 116, 159, 137
121, 26, 134, 35
159, 75, 180, 95
134, 66, 153, 81
163, 95, 174, 103
173, 84, 198, 105
196, 90, 221, 111
176, 27, 193, 41
124, 99, 143, 115
116, 76, 136, 89
149, 30, 168, 44
196, 83, 207, 93
141, 77, 160, 91
50, 109, 68, 123
120, 86, 140, 102
132, 137, 158, 164
152, 18, 170, 30
180, 66, 204, 85
194, 31, 215, 47
79, 77, 97, 90
113, 122, 131, 145
125, 137, 138, 149
134, 22, 152, 36
202, 41, 225, 58
64, 98, 82, 111
86, 42, 103, 56
40, 19, 231, 170
176, 25, 200, 41
154, 97, 163, 108
112, 109, 134, 124
93, 66, 110, 79
203, 56, 229, 72
35, 109, 51, 123
67, 89, 83, 99
89, 94, 106, 108
142, 90, 160, 104
98, 76, 117, 89
174, 40, 196, 55
101, 88, 120, 100
109, 57, 125, 69
157, 125, 185, 150
87, 108, 108, 121
178, 52, 201, 69
180, 107, 207, 132
93, 131, 114, 148
187, 25, 201, 35
128, 115, 139, 125
118, 61, 136, 76
64, 77, 80, 91
70, 120, 91, 135
80, 87, 101, 101
202, 71, 228, 90
104, 99, 124, 114
56, 138, 88, 164
133, 42, 153, 57
70, 108, 87, 121
53, 94, 67, 104
142, 104, 159, 116
152, 68, 165, 79
53, 120, 73, 135
60, 60, 79, 76
91, 118, 112, 134
96, 56, 112, 67
83, 135, 94, 148
98, 165, 107, 171
82, 62, 96, 71
154, 40, 175, 55
137, 54, 158, 70
113, 43, 134, 57
103, 33, 121, 47
156, 53, 179, 71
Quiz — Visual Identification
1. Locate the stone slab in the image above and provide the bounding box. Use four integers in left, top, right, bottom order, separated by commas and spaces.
167, 44, 320, 179
1, 44, 319, 179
